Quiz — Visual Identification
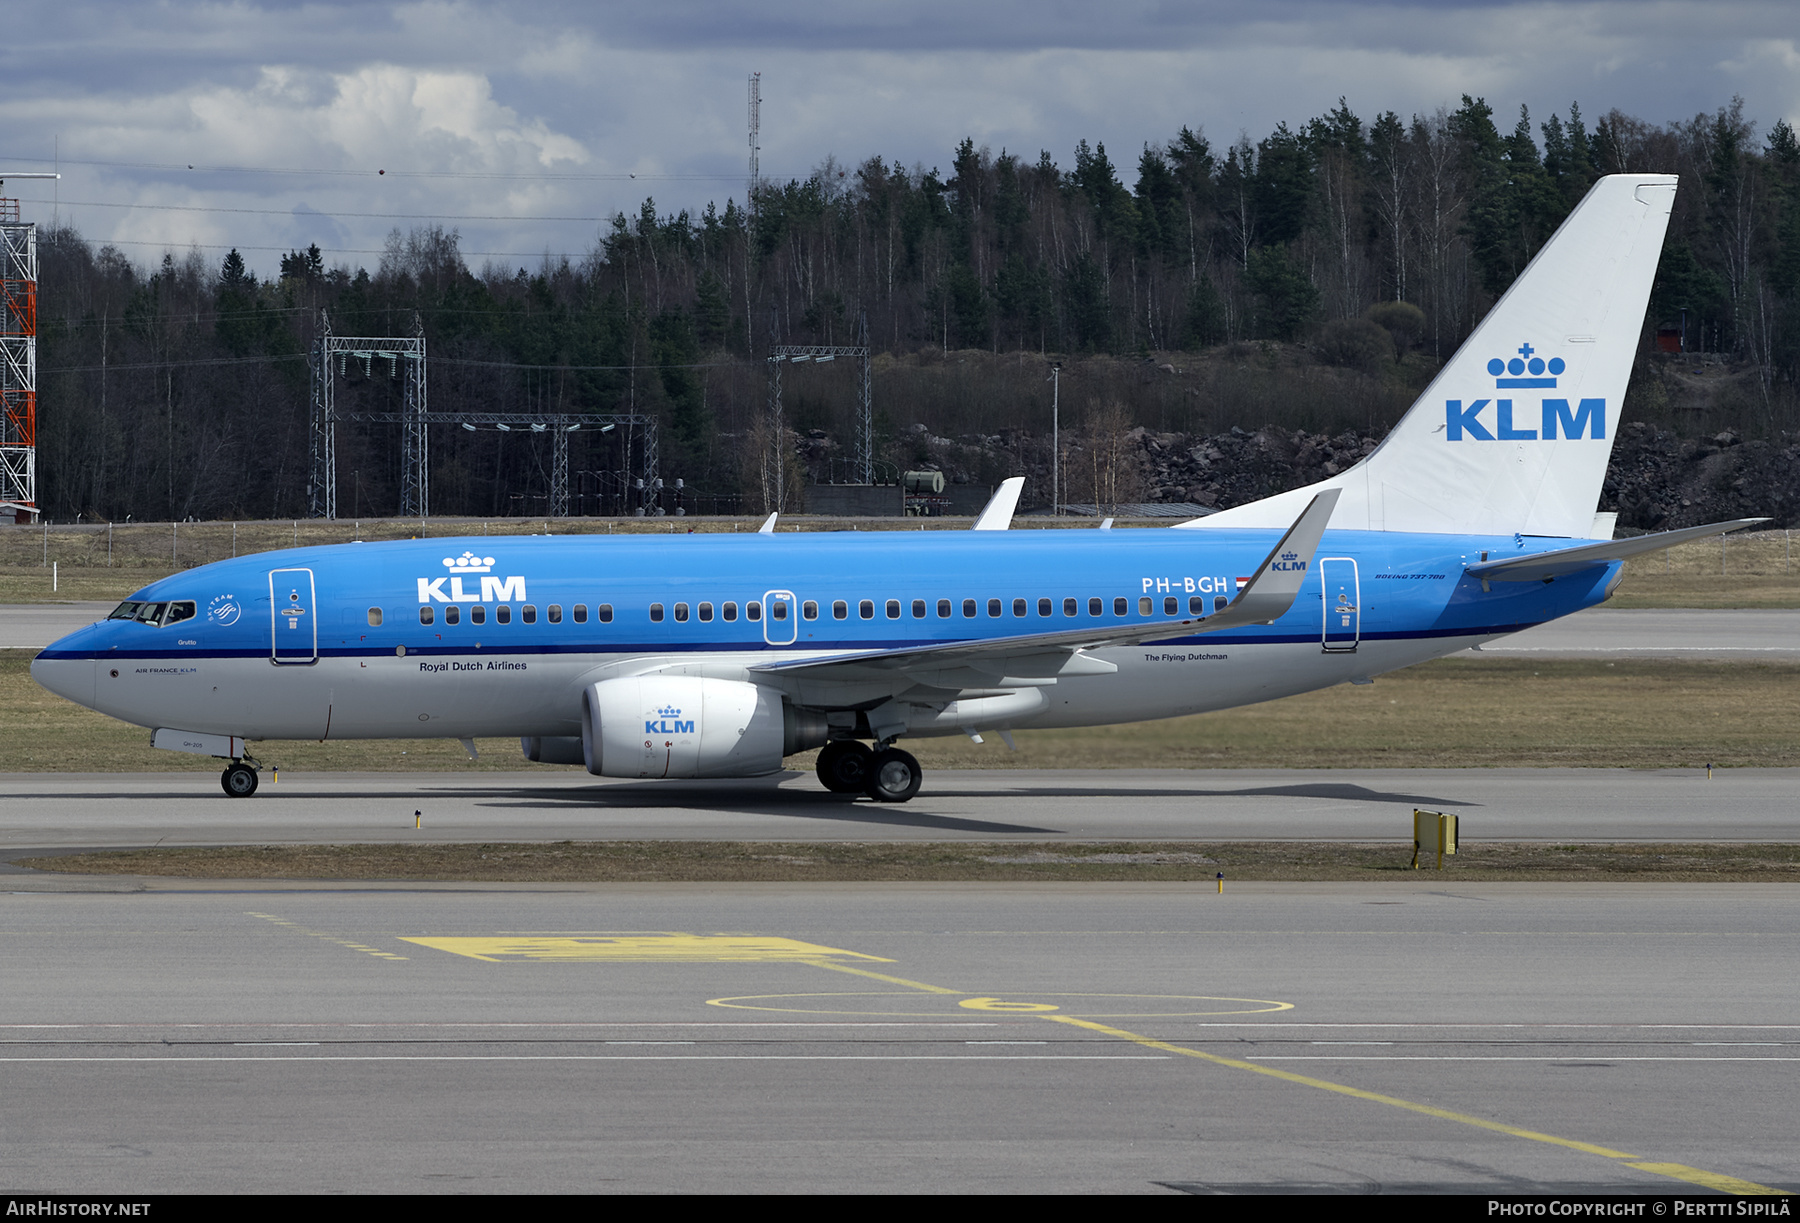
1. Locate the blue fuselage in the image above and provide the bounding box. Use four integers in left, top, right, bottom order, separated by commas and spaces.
33, 527, 1617, 744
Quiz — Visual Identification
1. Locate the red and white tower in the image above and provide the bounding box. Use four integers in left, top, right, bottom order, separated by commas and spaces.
0, 177, 50, 522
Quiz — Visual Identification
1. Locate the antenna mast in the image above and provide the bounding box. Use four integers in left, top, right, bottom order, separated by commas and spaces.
747, 72, 761, 214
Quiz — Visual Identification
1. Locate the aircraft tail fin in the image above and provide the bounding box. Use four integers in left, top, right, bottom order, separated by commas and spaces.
1177, 174, 1678, 539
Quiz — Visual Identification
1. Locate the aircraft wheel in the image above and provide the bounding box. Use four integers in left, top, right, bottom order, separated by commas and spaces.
816, 740, 874, 794
866, 747, 921, 803
221, 762, 259, 798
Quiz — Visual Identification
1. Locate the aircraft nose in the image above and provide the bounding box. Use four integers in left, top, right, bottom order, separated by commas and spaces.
32, 628, 101, 710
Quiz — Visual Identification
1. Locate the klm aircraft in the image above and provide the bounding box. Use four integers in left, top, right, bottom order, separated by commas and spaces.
32, 175, 1763, 801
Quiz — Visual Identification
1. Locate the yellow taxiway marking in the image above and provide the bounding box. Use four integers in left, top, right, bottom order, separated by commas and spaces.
400, 934, 893, 964
245, 911, 409, 961
793, 953, 1782, 1197
705, 991, 1297, 1018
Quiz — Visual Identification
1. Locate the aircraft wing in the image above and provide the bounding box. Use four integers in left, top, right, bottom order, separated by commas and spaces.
751, 489, 1338, 683
1466, 517, 1769, 583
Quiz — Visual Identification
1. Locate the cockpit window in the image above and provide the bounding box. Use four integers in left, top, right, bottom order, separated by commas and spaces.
110, 600, 196, 627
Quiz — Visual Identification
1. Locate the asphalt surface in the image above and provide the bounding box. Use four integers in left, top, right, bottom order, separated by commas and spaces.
1, 767, 1795, 854
7, 601, 1796, 1195
1453, 608, 1800, 660
1, 880, 1793, 1194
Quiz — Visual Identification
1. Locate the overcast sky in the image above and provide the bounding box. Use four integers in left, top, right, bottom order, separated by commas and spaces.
4, 1, 1796, 279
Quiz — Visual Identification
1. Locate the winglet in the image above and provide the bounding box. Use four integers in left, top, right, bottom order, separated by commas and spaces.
758, 512, 778, 534
971, 477, 1025, 531
1209, 489, 1340, 627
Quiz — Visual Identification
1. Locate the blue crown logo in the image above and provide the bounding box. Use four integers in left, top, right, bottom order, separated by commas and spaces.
1486, 342, 1564, 389
656, 705, 682, 718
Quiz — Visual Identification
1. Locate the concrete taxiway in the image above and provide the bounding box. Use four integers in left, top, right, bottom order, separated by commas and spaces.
1, 767, 1796, 853
1, 880, 1793, 1194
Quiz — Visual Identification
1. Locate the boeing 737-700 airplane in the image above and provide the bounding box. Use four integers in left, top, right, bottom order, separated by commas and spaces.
33, 174, 1764, 801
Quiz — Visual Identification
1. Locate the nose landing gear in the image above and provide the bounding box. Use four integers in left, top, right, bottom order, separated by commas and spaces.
220, 759, 261, 798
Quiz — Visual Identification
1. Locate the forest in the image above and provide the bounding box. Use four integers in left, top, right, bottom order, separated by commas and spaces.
27, 93, 1800, 522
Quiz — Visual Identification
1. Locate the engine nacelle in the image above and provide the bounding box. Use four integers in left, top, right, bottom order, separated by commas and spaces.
580, 676, 821, 778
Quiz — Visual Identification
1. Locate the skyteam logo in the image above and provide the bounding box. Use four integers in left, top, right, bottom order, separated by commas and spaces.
417, 552, 528, 603
647, 705, 696, 735
206, 594, 242, 626
1447, 342, 1604, 442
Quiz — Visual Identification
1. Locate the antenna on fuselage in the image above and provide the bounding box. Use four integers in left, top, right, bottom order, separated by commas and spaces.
758, 512, 778, 534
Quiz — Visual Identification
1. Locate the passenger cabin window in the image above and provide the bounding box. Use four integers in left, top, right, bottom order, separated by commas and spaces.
650, 603, 665, 622
1138, 597, 1152, 616
746, 602, 761, 621
496, 605, 512, 625
1214, 595, 1228, 612
1064, 597, 1078, 617
723, 602, 738, 622
674, 602, 689, 622
1189, 596, 1203, 615
886, 600, 900, 620
937, 599, 951, 618
987, 598, 1002, 618
419, 607, 434, 625
962, 599, 977, 618
1038, 598, 1052, 617
771, 602, 788, 621
445, 606, 460, 626
1013, 598, 1027, 617
547, 604, 562, 624
859, 600, 874, 620
699, 602, 715, 622
1089, 597, 1103, 616
912, 599, 926, 619
471, 605, 486, 625
1113, 597, 1128, 616
832, 600, 847, 620
1164, 596, 1178, 616
572, 604, 587, 623
522, 604, 537, 624
597, 604, 613, 623
802, 601, 817, 620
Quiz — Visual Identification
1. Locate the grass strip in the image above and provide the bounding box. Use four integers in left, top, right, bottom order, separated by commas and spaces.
20, 840, 1800, 884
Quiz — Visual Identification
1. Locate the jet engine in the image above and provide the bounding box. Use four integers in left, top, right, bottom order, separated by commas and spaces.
579, 676, 826, 778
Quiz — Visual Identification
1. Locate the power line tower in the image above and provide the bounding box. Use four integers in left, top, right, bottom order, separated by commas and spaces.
0, 174, 56, 523
308, 310, 428, 519
766, 307, 874, 507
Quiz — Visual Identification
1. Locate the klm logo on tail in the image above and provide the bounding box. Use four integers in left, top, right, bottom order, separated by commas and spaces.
1446, 343, 1604, 442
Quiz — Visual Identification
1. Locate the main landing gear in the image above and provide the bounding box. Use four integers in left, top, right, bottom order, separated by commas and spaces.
220, 758, 261, 798
815, 740, 922, 803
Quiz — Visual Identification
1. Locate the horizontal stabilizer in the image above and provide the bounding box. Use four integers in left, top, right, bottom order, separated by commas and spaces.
1466, 518, 1769, 582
